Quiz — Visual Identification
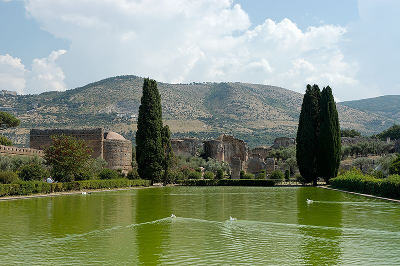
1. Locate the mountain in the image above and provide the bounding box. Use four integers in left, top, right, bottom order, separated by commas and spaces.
341, 95, 400, 122
1, 75, 399, 147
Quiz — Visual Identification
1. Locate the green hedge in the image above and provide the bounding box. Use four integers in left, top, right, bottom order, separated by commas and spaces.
0, 179, 151, 197
177, 179, 276, 186
330, 170, 400, 199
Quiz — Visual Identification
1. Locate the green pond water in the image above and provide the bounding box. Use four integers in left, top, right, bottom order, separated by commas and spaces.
0, 187, 400, 265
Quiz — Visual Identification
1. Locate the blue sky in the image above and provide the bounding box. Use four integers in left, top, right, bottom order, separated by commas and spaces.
0, 0, 399, 101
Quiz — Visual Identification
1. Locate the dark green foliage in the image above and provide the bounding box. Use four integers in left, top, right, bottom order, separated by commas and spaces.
296, 174, 307, 184
162, 125, 175, 185
341, 141, 392, 159
0, 179, 151, 197
296, 84, 320, 184
255, 170, 266, 180
167, 170, 185, 183
0, 171, 19, 184
18, 163, 49, 181
241, 173, 255, 179
0, 155, 45, 172
0, 135, 12, 146
204, 171, 215, 179
270, 170, 284, 180
240, 170, 245, 179
98, 168, 121, 179
330, 170, 400, 199
136, 78, 164, 182
188, 171, 202, 179
376, 124, 400, 140
318, 86, 341, 182
341, 129, 361, 137
389, 155, 400, 175
0, 111, 20, 130
285, 170, 290, 180
44, 135, 92, 182
177, 179, 276, 186
127, 169, 140, 180
216, 169, 224, 180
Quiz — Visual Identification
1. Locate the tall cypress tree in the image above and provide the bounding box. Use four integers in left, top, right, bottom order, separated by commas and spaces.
136, 78, 164, 182
296, 84, 321, 185
318, 86, 341, 182
161, 125, 174, 185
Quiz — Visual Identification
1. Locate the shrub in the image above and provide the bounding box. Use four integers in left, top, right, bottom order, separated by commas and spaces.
270, 170, 284, 180
255, 170, 266, 180
18, 163, 49, 181
240, 170, 245, 179
0, 135, 12, 146
296, 174, 307, 184
330, 170, 400, 199
98, 168, 121, 180
188, 170, 202, 179
389, 155, 400, 175
0, 171, 19, 184
127, 169, 140, 180
216, 169, 224, 180
241, 172, 254, 179
204, 171, 215, 179
0, 179, 151, 197
284, 169, 290, 180
167, 170, 185, 183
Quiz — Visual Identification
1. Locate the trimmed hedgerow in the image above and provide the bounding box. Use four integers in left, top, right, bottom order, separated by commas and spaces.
177, 179, 276, 187
330, 170, 400, 200
0, 179, 150, 197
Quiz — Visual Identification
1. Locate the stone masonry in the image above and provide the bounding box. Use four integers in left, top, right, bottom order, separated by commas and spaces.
171, 138, 204, 157
30, 128, 132, 172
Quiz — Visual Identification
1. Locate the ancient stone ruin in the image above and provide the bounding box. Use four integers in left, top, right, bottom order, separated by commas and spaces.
0, 145, 43, 157
171, 138, 203, 157
272, 137, 295, 149
204, 135, 248, 179
30, 128, 132, 172
172, 134, 288, 179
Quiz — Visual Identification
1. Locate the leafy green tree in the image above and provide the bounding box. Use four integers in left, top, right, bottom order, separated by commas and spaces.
136, 78, 164, 182
318, 86, 341, 183
216, 169, 224, 180
0, 111, 20, 129
341, 129, 361, 138
0, 111, 20, 146
44, 135, 92, 182
376, 124, 400, 140
389, 154, 400, 175
18, 163, 49, 181
0, 135, 12, 146
161, 125, 175, 185
296, 84, 320, 185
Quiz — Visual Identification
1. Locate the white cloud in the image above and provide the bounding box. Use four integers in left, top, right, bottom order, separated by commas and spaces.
28, 50, 67, 94
0, 54, 26, 94
13, 0, 363, 98
0, 50, 66, 94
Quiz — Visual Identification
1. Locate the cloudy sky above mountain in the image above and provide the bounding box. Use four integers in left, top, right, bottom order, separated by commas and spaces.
0, 0, 399, 100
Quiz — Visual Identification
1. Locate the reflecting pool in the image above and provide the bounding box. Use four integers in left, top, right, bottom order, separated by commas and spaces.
0, 187, 399, 265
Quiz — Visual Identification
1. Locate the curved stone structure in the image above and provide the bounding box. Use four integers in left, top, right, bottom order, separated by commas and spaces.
29, 128, 132, 173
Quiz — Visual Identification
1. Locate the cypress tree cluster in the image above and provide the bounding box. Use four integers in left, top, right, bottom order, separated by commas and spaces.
136, 78, 165, 182
296, 84, 321, 185
296, 84, 341, 185
318, 86, 341, 182
162, 125, 174, 185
